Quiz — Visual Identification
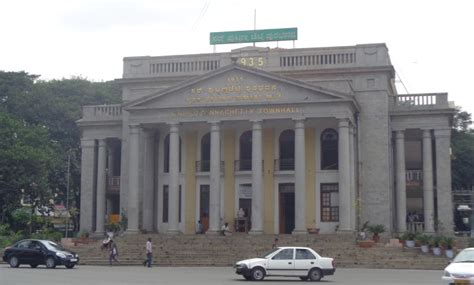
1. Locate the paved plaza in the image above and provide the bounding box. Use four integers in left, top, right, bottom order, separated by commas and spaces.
0, 265, 442, 285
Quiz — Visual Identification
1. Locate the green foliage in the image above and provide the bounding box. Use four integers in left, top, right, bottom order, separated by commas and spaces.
441, 237, 455, 250
0, 224, 24, 248
30, 228, 63, 242
367, 224, 385, 235
430, 235, 443, 248
415, 233, 432, 245
105, 222, 121, 233
120, 208, 128, 231
452, 107, 474, 190
0, 71, 121, 233
400, 231, 416, 241
79, 230, 89, 239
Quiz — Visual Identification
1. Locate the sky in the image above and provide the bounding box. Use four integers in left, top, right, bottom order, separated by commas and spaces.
1, 0, 473, 115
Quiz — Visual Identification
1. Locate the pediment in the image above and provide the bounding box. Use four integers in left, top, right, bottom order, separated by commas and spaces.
124, 64, 354, 110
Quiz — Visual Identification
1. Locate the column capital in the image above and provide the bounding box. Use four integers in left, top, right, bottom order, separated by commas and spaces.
80, 138, 95, 148
294, 119, 305, 129
422, 129, 432, 139
129, 123, 141, 134
252, 120, 262, 130
98, 139, 107, 147
210, 122, 220, 132
338, 118, 350, 128
169, 123, 180, 133
395, 130, 405, 139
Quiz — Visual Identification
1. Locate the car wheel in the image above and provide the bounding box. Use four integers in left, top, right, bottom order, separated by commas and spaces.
45, 257, 56, 269
243, 275, 252, 281
250, 267, 265, 281
309, 268, 322, 281
300, 276, 309, 281
30, 264, 39, 268
65, 264, 75, 269
9, 256, 19, 268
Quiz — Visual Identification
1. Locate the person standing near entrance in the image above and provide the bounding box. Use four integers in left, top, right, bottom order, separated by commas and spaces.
143, 237, 152, 267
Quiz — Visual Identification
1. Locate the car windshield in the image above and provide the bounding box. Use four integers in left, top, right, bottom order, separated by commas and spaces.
40, 240, 64, 251
259, 248, 279, 258
453, 250, 474, 263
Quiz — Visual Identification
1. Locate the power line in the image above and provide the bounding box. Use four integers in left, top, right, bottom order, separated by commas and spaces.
192, 1, 211, 31
395, 70, 410, 94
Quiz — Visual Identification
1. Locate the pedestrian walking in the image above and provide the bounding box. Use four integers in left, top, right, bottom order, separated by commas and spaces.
108, 240, 119, 265
143, 237, 152, 267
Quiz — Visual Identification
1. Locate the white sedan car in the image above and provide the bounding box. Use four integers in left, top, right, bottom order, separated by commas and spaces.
234, 246, 335, 281
443, 247, 474, 284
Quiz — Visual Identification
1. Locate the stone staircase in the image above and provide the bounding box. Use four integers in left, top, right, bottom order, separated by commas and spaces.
69, 233, 453, 270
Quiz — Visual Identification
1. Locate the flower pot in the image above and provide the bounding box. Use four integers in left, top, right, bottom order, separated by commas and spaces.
372, 234, 380, 243
421, 244, 429, 253
445, 249, 454, 259
405, 240, 415, 248
358, 240, 375, 248
433, 247, 441, 256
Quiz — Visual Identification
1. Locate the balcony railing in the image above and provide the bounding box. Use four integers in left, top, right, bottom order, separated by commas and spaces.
107, 176, 120, 193
195, 161, 224, 173
235, 160, 252, 171
274, 159, 295, 171
390, 93, 449, 111
406, 170, 422, 187
81, 104, 122, 121
407, 222, 424, 233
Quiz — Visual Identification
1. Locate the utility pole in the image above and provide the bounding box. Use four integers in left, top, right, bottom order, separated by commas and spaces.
65, 151, 71, 238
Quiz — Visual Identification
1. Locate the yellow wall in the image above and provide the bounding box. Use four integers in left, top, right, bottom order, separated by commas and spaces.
263, 128, 275, 233
223, 130, 236, 228
305, 128, 316, 229
185, 131, 197, 234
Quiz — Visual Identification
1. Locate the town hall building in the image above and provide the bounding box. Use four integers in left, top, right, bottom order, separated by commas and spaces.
77, 43, 455, 236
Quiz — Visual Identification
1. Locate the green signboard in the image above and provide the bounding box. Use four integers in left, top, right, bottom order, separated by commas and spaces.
210, 28, 297, 45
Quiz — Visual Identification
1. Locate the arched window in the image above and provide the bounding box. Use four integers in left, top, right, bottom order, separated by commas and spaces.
164, 134, 182, 173
199, 133, 210, 172
279, 130, 295, 170
321, 129, 338, 170
239, 130, 252, 170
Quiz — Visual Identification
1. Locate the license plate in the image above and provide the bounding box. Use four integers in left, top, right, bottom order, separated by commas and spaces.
70, 258, 77, 262
454, 279, 470, 285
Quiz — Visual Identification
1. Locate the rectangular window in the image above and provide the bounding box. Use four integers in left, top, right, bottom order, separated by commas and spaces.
163, 185, 168, 223
321, 183, 339, 222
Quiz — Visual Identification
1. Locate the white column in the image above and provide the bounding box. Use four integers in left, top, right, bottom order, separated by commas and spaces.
395, 130, 407, 232
80, 139, 95, 233
349, 126, 356, 231
127, 124, 140, 233
422, 129, 435, 232
142, 130, 155, 232
167, 123, 180, 234
95, 139, 107, 235
434, 129, 454, 235
293, 119, 307, 234
250, 121, 263, 234
208, 122, 221, 234
338, 119, 351, 231
107, 145, 114, 176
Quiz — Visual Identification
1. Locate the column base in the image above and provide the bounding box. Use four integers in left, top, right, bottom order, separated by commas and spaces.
91, 231, 105, 238
248, 230, 263, 235
165, 229, 181, 235
292, 229, 308, 235
124, 229, 140, 235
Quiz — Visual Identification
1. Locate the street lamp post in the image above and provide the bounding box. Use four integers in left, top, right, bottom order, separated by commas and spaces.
65, 151, 71, 238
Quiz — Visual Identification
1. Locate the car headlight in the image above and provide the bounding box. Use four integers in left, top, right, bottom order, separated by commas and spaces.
235, 263, 247, 269
56, 252, 66, 258
75, 254, 79, 258
443, 270, 452, 277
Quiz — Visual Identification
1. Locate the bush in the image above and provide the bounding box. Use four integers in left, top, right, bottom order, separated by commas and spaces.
415, 233, 432, 245
367, 224, 385, 235
400, 231, 416, 241
441, 237, 455, 250
105, 222, 121, 233
31, 229, 62, 242
430, 236, 443, 248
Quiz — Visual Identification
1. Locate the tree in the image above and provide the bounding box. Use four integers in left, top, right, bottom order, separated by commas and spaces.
452, 107, 474, 190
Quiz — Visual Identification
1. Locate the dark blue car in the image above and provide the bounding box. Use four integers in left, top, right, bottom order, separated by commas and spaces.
2, 239, 79, 269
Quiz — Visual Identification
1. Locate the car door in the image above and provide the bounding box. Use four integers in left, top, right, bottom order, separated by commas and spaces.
267, 248, 296, 276
294, 248, 317, 274
14, 240, 32, 263
28, 241, 46, 265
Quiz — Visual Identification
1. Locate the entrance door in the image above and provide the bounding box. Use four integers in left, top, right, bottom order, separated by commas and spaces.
199, 185, 210, 232
279, 183, 295, 234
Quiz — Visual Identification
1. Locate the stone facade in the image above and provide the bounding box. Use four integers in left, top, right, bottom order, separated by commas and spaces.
77, 43, 455, 235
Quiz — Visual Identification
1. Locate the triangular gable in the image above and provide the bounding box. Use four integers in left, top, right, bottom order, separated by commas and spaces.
124, 64, 355, 110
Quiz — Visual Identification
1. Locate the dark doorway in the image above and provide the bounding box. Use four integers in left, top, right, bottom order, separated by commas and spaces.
279, 183, 295, 234
199, 185, 210, 232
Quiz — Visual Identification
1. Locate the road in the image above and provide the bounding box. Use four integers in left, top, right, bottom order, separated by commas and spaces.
0, 265, 443, 285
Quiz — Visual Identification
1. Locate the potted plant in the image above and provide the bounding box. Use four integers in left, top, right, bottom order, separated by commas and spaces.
442, 237, 455, 259
367, 224, 385, 243
416, 233, 431, 253
431, 236, 443, 256
401, 231, 416, 248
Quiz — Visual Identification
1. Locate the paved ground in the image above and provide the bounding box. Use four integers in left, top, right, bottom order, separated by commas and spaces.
0, 265, 443, 285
